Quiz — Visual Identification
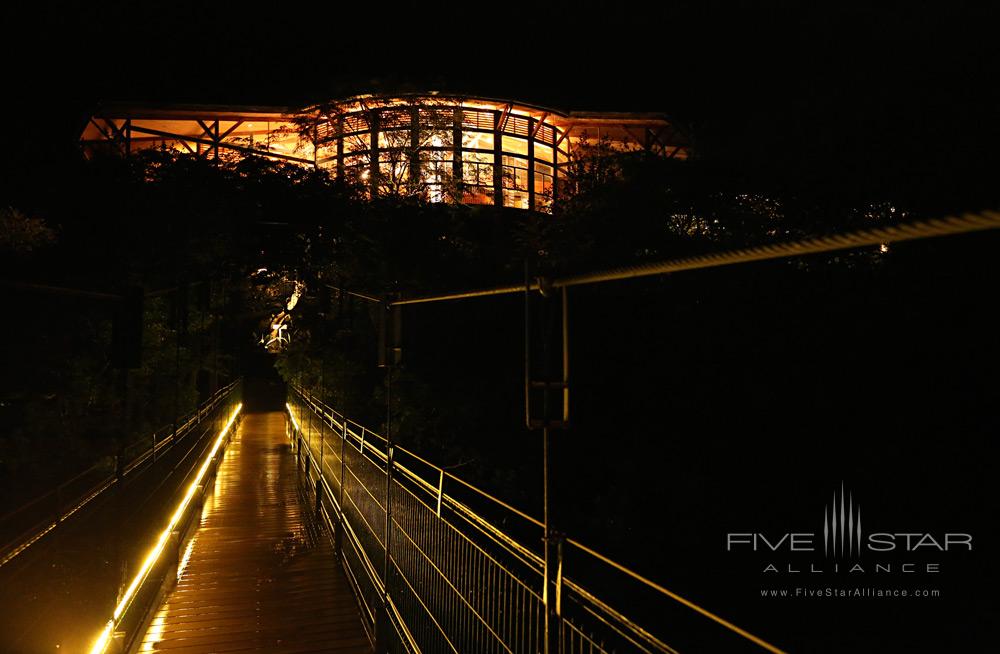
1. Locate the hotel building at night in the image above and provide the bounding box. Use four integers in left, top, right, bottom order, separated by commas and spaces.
80, 93, 690, 213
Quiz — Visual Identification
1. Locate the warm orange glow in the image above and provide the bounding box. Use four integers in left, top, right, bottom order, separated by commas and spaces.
81, 94, 691, 211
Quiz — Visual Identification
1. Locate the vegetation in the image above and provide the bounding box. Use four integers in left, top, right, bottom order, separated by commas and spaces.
2, 143, 993, 584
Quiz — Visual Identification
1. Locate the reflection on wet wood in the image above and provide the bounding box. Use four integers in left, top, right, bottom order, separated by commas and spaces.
139, 412, 371, 653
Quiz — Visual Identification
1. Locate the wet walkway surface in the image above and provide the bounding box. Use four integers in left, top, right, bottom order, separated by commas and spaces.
138, 411, 371, 653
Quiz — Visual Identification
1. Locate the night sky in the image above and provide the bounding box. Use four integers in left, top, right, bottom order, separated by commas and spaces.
4, 2, 1000, 213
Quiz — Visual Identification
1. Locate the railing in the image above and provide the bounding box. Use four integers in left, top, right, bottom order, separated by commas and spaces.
287, 385, 784, 654
89, 380, 243, 654
294, 209, 1000, 654
0, 379, 242, 570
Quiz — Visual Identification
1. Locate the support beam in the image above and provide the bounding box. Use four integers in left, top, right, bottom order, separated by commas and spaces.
126, 126, 313, 165
196, 120, 216, 141
619, 124, 647, 150
531, 113, 550, 139
493, 110, 503, 207
554, 124, 574, 149
497, 103, 512, 133
218, 120, 245, 141
647, 125, 669, 154
369, 110, 380, 197
527, 120, 535, 212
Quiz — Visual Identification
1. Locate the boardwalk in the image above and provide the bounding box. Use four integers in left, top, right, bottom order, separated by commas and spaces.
137, 412, 371, 654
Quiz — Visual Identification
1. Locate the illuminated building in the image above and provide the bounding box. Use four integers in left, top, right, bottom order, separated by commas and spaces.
80, 93, 690, 212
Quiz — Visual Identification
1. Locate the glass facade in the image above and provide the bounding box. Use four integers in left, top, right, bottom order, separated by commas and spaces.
315, 99, 571, 212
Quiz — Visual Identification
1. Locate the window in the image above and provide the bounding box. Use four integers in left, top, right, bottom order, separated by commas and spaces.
379, 152, 408, 176
462, 109, 494, 130
421, 149, 452, 176
462, 131, 494, 150
420, 150, 452, 203
378, 129, 410, 150
502, 189, 529, 209
342, 113, 369, 134
418, 108, 452, 130
462, 151, 493, 204
463, 151, 493, 183
502, 135, 529, 156
501, 154, 530, 209
343, 133, 371, 154
535, 123, 555, 144
534, 142, 554, 163
343, 154, 367, 169
379, 109, 410, 129
464, 187, 494, 204
503, 115, 530, 137
535, 162, 554, 210
502, 155, 529, 190
423, 133, 452, 151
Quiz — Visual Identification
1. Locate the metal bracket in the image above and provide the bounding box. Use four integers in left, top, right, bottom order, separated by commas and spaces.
525, 274, 570, 430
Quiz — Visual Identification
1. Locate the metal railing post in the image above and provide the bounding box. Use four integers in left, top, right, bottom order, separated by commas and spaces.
555, 531, 564, 652
379, 316, 396, 653
307, 395, 313, 460
543, 425, 557, 654
319, 411, 325, 481
436, 469, 444, 517
340, 419, 347, 512
525, 277, 569, 654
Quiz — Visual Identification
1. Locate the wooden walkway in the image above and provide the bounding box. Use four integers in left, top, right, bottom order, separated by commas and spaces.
138, 412, 371, 653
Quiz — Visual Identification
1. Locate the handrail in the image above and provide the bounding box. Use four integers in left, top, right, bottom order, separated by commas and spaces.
564, 538, 787, 654
89, 384, 243, 654
293, 389, 545, 569
297, 386, 542, 527
0, 379, 240, 570
288, 387, 788, 654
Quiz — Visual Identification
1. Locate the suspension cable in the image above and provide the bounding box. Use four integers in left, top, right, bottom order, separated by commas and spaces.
390, 208, 1000, 306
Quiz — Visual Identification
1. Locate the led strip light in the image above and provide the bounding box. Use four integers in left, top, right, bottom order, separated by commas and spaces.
89, 402, 243, 654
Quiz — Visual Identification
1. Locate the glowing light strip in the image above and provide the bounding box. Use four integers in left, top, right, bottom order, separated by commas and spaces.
89, 403, 242, 654
286, 403, 300, 431
91, 622, 113, 654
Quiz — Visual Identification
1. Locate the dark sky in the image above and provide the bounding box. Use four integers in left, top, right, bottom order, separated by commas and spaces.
4, 1, 1000, 211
